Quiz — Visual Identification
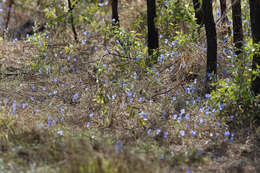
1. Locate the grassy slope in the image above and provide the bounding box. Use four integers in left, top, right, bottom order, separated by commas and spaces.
0, 0, 260, 173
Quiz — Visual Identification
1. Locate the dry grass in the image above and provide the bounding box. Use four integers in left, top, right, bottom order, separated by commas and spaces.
0, 0, 259, 173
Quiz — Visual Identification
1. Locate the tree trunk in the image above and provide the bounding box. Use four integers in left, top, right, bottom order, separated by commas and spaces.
250, 0, 260, 95
192, 0, 203, 25
220, 0, 230, 34
147, 0, 159, 65
231, 0, 243, 55
203, 0, 217, 93
5, 0, 14, 32
111, 0, 119, 26
68, 0, 78, 42
220, 0, 228, 25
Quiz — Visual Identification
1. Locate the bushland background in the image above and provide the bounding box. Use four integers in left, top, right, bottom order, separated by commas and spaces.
0, 0, 259, 172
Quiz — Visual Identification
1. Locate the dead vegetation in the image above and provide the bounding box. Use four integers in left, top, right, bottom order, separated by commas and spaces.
0, 0, 259, 173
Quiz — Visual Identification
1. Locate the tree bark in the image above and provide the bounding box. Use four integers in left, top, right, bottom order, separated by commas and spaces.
68, 0, 78, 42
231, 0, 243, 55
147, 0, 159, 65
5, 0, 14, 32
250, 0, 260, 95
203, 0, 217, 93
220, 0, 227, 24
220, 0, 230, 34
111, 0, 119, 26
192, 0, 203, 26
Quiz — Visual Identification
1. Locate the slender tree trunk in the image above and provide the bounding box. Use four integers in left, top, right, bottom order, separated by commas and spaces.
68, 0, 78, 42
192, 0, 203, 35
250, 0, 260, 95
231, 0, 243, 55
192, 0, 203, 26
203, 0, 217, 93
5, 0, 14, 32
111, 0, 119, 26
220, 0, 228, 25
147, 0, 159, 65
219, 0, 230, 34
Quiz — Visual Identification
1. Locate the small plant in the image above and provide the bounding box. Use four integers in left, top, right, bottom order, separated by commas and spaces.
210, 41, 260, 122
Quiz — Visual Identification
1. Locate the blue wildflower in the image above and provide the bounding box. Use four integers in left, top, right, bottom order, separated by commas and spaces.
185, 87, 190, 94
224, 131, 230, 138
22, 103, 27, 109
60, 108, 64, 114
12, 100, 16, 115
185, 114, 190, 120
160, 154, 164, 159
180, 130, 185, 136
115, 141, 123, 151
32, 86, 36, 91
147, 129, 152, 135
163, 131, 168, 139
229, 134, 234, 142
177, 116, 182, 123
216, 133, 220, 138
156, 129, 161, 135
140, 111, 147, 119
205, 93, 210, 99
112, 94, 117, 100
73, 93, 79, 101
57, 130, 63, 136
219, 104, 223, 111
190, 130, 196, 137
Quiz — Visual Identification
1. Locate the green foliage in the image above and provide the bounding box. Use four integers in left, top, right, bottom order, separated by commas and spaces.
0, 115, 15, 143
210, 42, 260, 121
1, 0, 260, 172
157, 0, 197, 42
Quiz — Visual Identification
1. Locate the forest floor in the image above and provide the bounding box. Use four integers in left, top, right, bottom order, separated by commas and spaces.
0, 1, 260, 173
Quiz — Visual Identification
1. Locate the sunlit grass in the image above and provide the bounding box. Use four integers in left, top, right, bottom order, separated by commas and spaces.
0, 0, 259, 172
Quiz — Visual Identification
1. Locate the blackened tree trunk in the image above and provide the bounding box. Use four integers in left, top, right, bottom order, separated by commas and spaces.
250, 0, 260, 95
5, 0, 14, 32
68, 0, 78, 42
220, 0, 228, 25
192, 0, 203, 26
111, 0, 119, 26
220, 0, 230, 34
231, 0, 243, 55
203, 0, 217, 93
147, 0, 159, 65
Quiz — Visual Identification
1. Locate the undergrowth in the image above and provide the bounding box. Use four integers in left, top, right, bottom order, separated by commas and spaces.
0, 0, 259, 173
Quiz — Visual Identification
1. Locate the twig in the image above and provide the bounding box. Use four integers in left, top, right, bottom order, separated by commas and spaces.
67, 0, 78, 42
151, 86, 177, 99
4, 0, 14, 36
